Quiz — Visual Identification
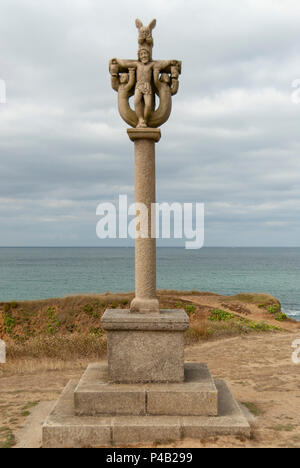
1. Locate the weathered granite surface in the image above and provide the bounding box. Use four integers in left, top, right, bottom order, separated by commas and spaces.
74, 362, 218, 417
102, 309, 189, 383
43, 379, 251, 448
110, 19, 181, 129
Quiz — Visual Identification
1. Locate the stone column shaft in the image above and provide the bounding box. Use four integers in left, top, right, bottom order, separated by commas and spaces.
128, 128, 161, 313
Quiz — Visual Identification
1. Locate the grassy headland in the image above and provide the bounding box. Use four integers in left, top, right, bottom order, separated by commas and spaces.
1, 290, 298, 363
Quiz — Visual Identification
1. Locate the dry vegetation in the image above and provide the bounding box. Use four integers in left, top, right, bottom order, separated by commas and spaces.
0, 290, 296, 364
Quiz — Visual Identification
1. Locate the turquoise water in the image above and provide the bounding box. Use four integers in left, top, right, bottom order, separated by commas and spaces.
0, 247, 299, 320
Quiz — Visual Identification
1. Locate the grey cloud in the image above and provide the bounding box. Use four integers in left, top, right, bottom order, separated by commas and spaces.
0, 0, 300, 246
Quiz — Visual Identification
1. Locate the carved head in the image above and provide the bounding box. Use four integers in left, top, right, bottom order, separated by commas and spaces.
120, 73, 129, 84
135, 19, 156, 45
160, 73, 171, 84
138, 48, 151, 64
171, 66, 179, 79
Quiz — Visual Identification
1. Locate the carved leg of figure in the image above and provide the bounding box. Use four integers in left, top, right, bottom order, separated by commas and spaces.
134, 90, 147, 128
144, 94, 153, 126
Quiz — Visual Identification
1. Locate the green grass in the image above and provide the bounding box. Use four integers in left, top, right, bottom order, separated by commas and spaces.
22, 401, 39, 411
224, 293, 274, 305
3, 313, 15, 334
89, 327, 103, 337
185, 315, 281, 345
3, 301, 18, 313
243, 319, 280, 332
242, 402, 263, 416
209, 309, 235, 322
185, 305, 196, 316
274, 313, 289, 322
46, 307, 61, 335
83, 304, 93, 315
7, 334, 107, 360
0, 426, 10, 433
266, 304, 281, 314
0, 428, 15, 449
269, 424, 295, 432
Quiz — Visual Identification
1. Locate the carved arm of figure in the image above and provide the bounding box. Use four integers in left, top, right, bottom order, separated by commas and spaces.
124, 68, 136, 93
170, 78, 179, 96
111, 75, 120, 92
109, 59, 119, 76
154, 59, 172, 72
154, 59, 180, 73
110, 58, 137, 71
117, 68, 138, 128
109, 59, 120, 92
170, 65, 180, 96
153, 67, 162, 92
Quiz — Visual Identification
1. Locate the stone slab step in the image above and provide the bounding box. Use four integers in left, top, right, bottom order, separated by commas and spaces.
43, 378, 250, 448
74, 362, 218, 417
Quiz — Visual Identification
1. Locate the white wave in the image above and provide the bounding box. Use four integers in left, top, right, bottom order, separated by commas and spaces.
284, 309, 300, 319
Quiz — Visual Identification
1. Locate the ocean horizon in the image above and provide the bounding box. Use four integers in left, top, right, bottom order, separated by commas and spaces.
0, 247, 299, 321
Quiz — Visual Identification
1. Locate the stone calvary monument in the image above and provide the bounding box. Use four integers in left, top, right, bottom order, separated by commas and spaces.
42, 19, 250, 447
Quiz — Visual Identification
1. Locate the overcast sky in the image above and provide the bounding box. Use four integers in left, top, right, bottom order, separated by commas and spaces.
0, 0, 300, 247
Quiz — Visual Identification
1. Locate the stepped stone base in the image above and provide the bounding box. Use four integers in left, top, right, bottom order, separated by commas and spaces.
74, 363, 218, 417
42, 374, 250, 448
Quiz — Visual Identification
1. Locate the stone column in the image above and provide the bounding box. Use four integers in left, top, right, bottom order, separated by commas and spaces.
128, 128, 161, 314
102, 127, 189, 384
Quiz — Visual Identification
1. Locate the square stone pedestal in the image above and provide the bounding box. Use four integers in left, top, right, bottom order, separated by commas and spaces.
101, 309, 189, 383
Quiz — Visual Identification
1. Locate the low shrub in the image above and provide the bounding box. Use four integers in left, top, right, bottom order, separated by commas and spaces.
209, 309, 235, 322
83, 304, 93, 315
3, 313, 15, 334
185, 305, 196, 316
274, 313, 289, 322
266, 304, 281, 314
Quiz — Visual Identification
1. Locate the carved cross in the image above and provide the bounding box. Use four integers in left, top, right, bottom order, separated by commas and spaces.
109, 19, 181, 128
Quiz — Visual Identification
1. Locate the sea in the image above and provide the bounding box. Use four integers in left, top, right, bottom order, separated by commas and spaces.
0, 247, 299, 321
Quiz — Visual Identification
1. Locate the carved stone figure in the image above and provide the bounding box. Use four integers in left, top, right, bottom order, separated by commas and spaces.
151, 69, 179, 128
136, 18, 156, 51
110, 66, 137, 127
109, 19, 181, 128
